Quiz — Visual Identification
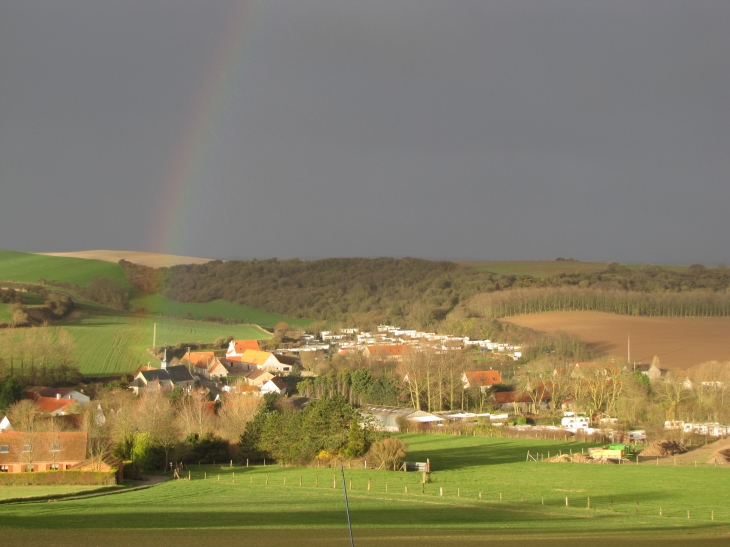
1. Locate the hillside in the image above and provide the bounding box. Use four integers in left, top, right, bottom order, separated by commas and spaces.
0, 250, 306, 328
120, 257, 729, 325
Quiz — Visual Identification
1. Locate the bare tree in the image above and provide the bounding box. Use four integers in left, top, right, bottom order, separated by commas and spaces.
135, 391, 179, 468
216, 394, 261, 441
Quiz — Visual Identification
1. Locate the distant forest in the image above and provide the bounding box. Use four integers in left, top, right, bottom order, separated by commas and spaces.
118, 259, 730, 325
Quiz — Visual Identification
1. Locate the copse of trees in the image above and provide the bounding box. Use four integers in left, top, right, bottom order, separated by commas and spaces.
239, 394, 382, 465
51, 276, 128, 311
465, 287, 730, 319
118, 258, 730, 324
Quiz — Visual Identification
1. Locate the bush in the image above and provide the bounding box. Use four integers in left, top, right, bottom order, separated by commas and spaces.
367, 437, 407, 471
0, 470, 117, 486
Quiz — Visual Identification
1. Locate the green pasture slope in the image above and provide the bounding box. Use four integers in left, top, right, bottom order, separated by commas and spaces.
3, 435, 729, 547
47, 309, 270, 376
0, 250, 309, 328
0, 250, 131, 287
128, 294, 310, 329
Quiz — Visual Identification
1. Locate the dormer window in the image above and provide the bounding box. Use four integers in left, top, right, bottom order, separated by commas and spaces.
22, 444, 30, 453
51, 443, 60, 452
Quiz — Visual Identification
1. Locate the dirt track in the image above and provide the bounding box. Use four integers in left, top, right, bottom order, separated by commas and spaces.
36, 250, 214, 268
503, 311, 730, 369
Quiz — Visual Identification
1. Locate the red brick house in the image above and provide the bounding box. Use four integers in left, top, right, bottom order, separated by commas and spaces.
0, 431, 87, 473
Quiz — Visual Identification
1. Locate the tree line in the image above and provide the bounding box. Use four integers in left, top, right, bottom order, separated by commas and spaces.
0, 328, 82, 386
465, 287, 730, 319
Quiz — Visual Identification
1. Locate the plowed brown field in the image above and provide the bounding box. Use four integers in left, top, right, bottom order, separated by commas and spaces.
503, 311, 730, 369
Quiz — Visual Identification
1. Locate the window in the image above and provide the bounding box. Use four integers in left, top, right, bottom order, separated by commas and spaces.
51, 443, 60, 452
0, 465, 8, 473
22, 444, 30, 453
0, 445, 8, 453
50, 463, 59, 471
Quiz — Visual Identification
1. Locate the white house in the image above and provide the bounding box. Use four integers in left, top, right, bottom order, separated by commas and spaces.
261, 377, 287, 396
0, 416, 12, 431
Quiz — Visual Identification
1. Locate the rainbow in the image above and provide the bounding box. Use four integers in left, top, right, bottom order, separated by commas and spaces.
151, 0, 263, 256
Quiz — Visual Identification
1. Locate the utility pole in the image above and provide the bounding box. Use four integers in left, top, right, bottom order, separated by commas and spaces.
340, 464, 355, 547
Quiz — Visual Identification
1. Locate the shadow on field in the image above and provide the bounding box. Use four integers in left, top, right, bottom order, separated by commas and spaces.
5, 528, 730, 547
404, 439, 595, 470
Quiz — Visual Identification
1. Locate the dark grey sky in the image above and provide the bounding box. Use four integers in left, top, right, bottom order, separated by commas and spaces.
1, 1, 729, 264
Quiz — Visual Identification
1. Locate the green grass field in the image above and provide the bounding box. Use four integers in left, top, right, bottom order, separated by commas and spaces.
2, 434, 729, 546
128, 294, 310, 328
58, 309, 271, 376
0, 250, 132, 287
0, 308, 271, 377
460, 260, 689, 277
0, 485, 113, 501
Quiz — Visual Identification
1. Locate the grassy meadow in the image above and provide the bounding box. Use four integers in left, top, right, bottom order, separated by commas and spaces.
128, 293, 310, 328
0, 308, 271, 377
3, 434, 730, 546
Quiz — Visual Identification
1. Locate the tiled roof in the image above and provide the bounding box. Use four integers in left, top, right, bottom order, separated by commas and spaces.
464, 370, 502, 387
0, 431, 87, 464
230, 340, 260, 354
187, 352, 217, 368
366, 345, 410, 357
240, 349, 274, 366
33, 397, 78, 415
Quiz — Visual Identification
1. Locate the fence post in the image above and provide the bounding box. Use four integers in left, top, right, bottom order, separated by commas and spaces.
541, 496, 544, 505
439, 487, 443, 497
300, 476, 302, 487
333, 475, 336, 489
500, 492, 502, 502
247, 459, 249, 468
368, 479, 371, 491
565, 497, 569, 507
405, 486, 408, 494
266, 474, 269, 485
479, 491, 482, 500
188, 470, 191, 480
712, 510, 714, 521
349, 479, 352, 490
659, 506, 662, 516
687, 510, 690, 519
230, 460, 232, 468
587, 497, 590, 509
204, 472, 207, 480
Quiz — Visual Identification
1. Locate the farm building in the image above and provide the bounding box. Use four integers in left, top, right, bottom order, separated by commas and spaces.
239, 349, 295, 373
462, 370, 502, 392
0, 431, 88, 473
362, 406, 443, 432
226, 339, 261, 362
24, 386, 90, 405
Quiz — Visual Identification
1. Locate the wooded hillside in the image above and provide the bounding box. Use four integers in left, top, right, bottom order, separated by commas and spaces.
119, 259, 730, 325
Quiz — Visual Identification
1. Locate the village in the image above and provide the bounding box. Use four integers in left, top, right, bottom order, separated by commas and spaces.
2, 321, 730, 481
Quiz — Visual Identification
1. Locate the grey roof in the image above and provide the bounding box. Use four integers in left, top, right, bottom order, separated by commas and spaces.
139, 365, 194, 385
140, 369, 171, 383
166, 365, 195, 384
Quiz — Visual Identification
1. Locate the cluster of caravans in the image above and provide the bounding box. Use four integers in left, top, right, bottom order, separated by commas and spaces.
664, 421, 730, 437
